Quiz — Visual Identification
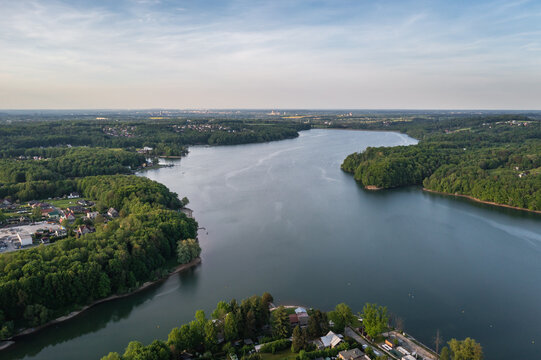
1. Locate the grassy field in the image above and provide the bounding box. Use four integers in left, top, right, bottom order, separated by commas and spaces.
260, 349, 298, 360
45, 198, 81, 209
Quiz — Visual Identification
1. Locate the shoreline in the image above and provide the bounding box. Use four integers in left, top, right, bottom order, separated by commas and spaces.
1, 257, 202, 351
423, 188, 541, 214
364, 185, 382, 191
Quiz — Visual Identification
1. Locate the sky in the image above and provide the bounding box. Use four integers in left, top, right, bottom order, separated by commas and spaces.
0, 0, 540, 109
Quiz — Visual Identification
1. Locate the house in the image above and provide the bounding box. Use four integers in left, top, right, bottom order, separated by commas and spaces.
46, 209, 62, 219
180, 353, 194, 360
338, 348, 367, 360
55, 229, 67, 238
77, 199, 94, 206
384, 339, 394, 348
108, 208, 119, 218
17, 232, 33, 246
289, 314, 299, 327
318, 331, 343, 349
77, 225, 95, 237
180, 207, 194, 219
295, 307, 307, 314
401, 356, 415, 360
87, 211, 99, 220
396, 347, 410, 356
1, 199, 11, 206
67, 192, 80, 199
67, 206, 85, 213
297, 312, 310, 326
138, 146, 154, 154
61, 211, 76, 222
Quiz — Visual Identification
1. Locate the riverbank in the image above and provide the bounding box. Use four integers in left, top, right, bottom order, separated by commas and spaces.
423, 188, 541, 214
1, 257, 202, 351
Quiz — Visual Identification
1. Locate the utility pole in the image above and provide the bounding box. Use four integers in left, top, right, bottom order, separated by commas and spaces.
434, 328, 443, 355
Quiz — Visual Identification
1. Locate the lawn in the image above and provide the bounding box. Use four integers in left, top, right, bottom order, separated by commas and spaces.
45, 198, 81, 209
260, 349, 298, 360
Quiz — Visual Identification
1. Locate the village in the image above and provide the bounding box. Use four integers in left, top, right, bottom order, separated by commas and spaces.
243, 305, 439, 360
0, 194, 120, 252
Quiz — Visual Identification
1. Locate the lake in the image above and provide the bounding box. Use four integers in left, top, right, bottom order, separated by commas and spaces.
3, 129, 541, 360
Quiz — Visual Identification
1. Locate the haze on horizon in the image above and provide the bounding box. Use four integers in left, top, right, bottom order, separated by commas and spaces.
1, 0, 540, 110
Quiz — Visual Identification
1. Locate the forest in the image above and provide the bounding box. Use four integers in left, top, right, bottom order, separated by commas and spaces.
0, 147, 150, 202
0, 175, 198, 339
0, 118, 309, 157
0, 148, 146, 184
341, 115, 541, 211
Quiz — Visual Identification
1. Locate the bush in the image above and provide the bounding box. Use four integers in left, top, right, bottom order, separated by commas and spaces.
259, 339, 291, 354
296, 342, 349, 360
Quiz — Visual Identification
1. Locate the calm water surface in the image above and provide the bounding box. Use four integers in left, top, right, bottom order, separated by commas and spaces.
4, 129, 541, 360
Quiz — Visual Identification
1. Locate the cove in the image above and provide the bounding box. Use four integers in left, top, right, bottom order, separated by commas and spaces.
3, 129, 541, 360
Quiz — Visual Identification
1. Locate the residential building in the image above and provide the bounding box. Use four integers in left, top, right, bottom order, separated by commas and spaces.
318, 331, 343, 349
108, 208, 119, 218
180, 207, 194, 218
87, 211, 100, 220
338, 348, 367, 360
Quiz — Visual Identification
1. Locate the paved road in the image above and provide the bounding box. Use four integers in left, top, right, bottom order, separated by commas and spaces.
391, 330, 437, 360
344, 327, 369, 347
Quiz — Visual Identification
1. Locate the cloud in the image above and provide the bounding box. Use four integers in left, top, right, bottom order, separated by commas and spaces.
0, 0, 540, 108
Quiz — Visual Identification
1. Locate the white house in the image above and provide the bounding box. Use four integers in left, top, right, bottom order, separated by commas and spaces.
17, 232, 33, 246
319, 331, 343, 349
87, 211, 99, 220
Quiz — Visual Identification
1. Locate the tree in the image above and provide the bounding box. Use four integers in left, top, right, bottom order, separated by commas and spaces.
101, 352, 122, 360
271, 306, 290, 339
181, 197, 190, 207
362, 303, 388, 338
23, 304, 49, 327
244, 309, 257, 338
328, 303, 354, 332
212, 301, 230, 320
291, 325, 306, 352
31, 207, 42, 221
0, 211, 6, 224
440, 346, 450, 360
307, 315, 320, 339
177, 239, 201, 264
204, 320, 217, 352
448, 338, 483, 360
224, 312, 238, 342
261, 292, 273, 308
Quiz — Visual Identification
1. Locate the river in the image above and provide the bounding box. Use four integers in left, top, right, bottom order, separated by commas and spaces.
3, 129, 541, 359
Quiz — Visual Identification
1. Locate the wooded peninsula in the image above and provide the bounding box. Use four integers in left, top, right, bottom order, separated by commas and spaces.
340, 115, 541, 212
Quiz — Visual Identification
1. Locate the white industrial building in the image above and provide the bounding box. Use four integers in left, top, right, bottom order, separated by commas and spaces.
17, 232, 33, 246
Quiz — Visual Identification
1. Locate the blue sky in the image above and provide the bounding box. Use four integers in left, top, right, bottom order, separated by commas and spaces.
0, 0, 540, 109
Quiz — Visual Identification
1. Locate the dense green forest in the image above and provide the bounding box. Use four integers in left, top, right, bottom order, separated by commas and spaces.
0, 148, 146, 184
0, 175, 198, 339
341, 116, 541, 211
0, 119, 309, 157
0, 147, 149, 202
